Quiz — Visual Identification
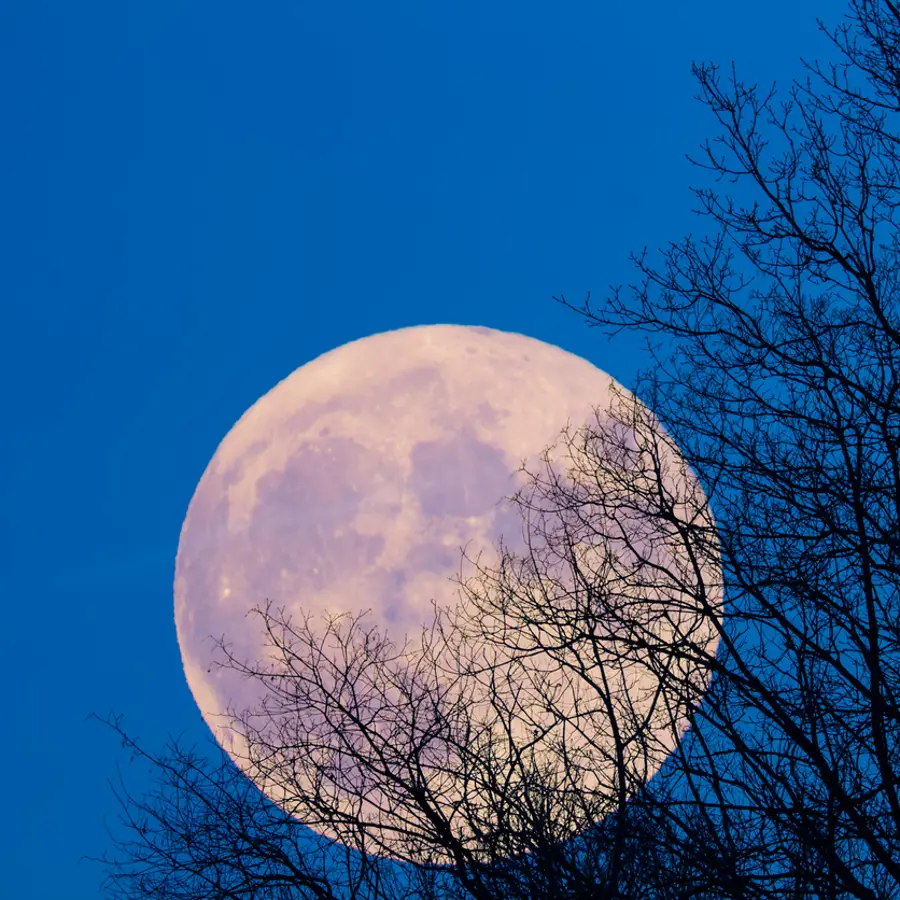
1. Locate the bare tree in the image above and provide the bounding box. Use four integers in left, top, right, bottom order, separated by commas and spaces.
552, 1, 900, 894
96, 1, 900, 898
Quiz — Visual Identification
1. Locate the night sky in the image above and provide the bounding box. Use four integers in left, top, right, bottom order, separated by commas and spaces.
2, 1, 849, 896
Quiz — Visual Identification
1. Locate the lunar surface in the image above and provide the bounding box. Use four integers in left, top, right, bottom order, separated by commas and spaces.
174, 324, 720, 858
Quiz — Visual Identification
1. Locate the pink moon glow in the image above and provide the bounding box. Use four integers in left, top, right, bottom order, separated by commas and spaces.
174, 323, 720, 857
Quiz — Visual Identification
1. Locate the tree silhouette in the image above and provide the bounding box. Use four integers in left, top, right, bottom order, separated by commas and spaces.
95, 1, 900, 898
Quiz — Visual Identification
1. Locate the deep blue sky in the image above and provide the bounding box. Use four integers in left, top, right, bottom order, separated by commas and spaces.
2, 1, 849, 896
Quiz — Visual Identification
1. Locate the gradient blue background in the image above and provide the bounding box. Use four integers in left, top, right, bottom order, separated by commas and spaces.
2, 1, 848, 895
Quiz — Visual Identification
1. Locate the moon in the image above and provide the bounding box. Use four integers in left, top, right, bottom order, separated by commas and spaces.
174, 324, 720, 857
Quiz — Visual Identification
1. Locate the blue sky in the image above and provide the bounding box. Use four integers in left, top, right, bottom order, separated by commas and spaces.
2, 1, 849, 896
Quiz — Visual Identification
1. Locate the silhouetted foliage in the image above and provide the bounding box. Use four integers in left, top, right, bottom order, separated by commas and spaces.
94, 2, 900, 898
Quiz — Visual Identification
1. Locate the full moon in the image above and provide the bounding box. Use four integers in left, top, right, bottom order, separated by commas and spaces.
175, 324, 719, 857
